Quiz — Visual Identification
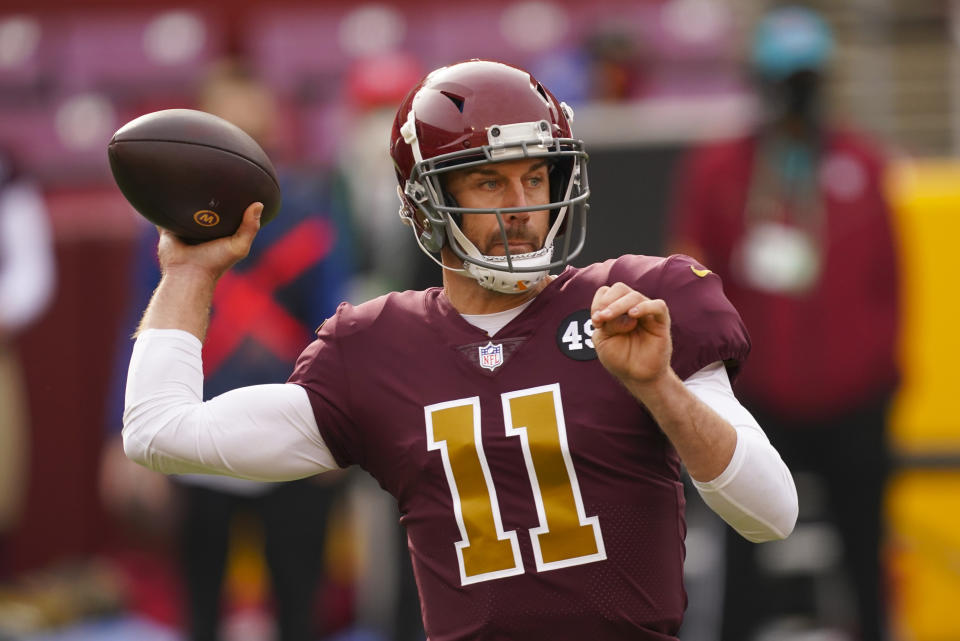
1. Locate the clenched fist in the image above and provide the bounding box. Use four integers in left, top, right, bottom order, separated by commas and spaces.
590, 282, 673, 388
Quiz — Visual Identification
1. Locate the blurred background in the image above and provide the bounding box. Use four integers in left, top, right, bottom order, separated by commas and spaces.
1, 0, 959, 640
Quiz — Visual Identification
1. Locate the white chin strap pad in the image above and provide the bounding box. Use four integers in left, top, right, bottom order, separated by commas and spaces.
463, 247, 553, 294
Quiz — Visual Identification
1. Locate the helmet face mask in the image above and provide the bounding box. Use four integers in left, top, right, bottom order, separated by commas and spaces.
391, 60, 590, 293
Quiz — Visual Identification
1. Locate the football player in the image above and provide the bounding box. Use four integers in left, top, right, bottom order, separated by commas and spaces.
123, 60, 797, 640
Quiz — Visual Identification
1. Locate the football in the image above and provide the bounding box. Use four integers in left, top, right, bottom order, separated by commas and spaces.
107, 108, 281, 243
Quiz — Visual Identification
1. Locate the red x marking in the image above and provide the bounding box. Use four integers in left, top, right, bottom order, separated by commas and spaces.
202, 217, 335, 375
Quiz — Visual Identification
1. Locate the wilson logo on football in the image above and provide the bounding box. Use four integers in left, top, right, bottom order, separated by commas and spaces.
193, 210, 220, 227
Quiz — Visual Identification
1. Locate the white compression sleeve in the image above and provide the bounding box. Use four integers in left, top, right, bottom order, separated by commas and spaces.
123, 328, 340, 481
683, 362, 798, 542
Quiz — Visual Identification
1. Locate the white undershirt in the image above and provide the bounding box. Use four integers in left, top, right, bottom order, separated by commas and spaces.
124, 328, 797, 542
460, 299, 533, 336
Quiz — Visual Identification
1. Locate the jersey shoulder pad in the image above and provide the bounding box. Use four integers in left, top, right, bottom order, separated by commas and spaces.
654, 254, 751, 381
317, 289, 432, 339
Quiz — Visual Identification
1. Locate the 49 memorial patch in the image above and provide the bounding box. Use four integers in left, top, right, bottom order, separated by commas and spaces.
557, 309, 597, 361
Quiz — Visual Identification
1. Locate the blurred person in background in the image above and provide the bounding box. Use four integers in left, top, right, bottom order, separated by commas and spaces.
585, 25, 648, 103
0, 145, 55, 576
338, 52, 433, 300
669, 6, 900, 641
530, 22, 648, 114
100, 60, 354, 641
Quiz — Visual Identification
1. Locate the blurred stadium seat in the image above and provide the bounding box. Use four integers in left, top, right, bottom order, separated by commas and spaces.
0, 14, 61, 104
55, 9, 226, 100
643, 0, 741, 96
244, 4, 374, 101
0, 8, 231, 186
0, 95, 121, 185
421, 1, 559, 70
565, 0, 654, 42
244, 1, 649, 100
0, 104, 62, 175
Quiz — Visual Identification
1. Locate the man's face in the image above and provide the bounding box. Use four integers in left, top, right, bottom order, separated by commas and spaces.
443, 158, 552, 257
760, 69, 824, 128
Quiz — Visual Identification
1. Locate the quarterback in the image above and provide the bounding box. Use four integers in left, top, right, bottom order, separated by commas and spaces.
123, 60, 797, 640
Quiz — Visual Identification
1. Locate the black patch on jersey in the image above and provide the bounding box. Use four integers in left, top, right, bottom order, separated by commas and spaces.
556, 309, 597, 361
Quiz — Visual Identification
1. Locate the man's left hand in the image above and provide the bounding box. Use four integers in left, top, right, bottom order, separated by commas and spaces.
590, 282, 672, 388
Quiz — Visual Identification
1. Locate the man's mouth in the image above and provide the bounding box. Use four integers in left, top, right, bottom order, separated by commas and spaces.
488, 241, 537, 256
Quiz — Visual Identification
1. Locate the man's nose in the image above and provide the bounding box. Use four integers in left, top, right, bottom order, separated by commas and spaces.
502, 179, 530, 219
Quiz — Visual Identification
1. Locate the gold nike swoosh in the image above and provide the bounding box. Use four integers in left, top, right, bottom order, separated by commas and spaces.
690, 265, 712, 278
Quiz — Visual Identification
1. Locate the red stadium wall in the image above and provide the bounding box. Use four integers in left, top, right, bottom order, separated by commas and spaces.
4, 187, 138, 574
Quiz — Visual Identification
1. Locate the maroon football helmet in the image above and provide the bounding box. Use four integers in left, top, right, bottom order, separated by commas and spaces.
389, 59, 589, 293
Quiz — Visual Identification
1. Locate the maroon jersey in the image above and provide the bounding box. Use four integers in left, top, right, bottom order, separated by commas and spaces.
289, 254, 749, 641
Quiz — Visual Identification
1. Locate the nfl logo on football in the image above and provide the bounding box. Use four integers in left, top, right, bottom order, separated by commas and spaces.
478, 341, 504, 371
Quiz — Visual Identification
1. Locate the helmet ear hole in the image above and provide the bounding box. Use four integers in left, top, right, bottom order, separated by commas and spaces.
441, 191, 462, 228
548, 158, 575, 227
548, 160, 568, 203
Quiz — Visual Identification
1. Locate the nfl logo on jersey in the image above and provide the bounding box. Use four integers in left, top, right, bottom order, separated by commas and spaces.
478, 341, 504, 371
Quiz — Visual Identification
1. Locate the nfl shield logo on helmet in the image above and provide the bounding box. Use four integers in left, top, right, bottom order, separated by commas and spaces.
478, 341, 504, 371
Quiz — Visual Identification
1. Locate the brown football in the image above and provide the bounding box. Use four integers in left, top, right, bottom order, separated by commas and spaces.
108, 109, 281, 243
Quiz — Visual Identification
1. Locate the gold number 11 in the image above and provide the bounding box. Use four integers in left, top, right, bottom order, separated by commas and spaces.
425, 383, 606, 586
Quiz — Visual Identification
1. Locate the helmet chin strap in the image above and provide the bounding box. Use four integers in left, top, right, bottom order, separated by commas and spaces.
406, 215, 468, 275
